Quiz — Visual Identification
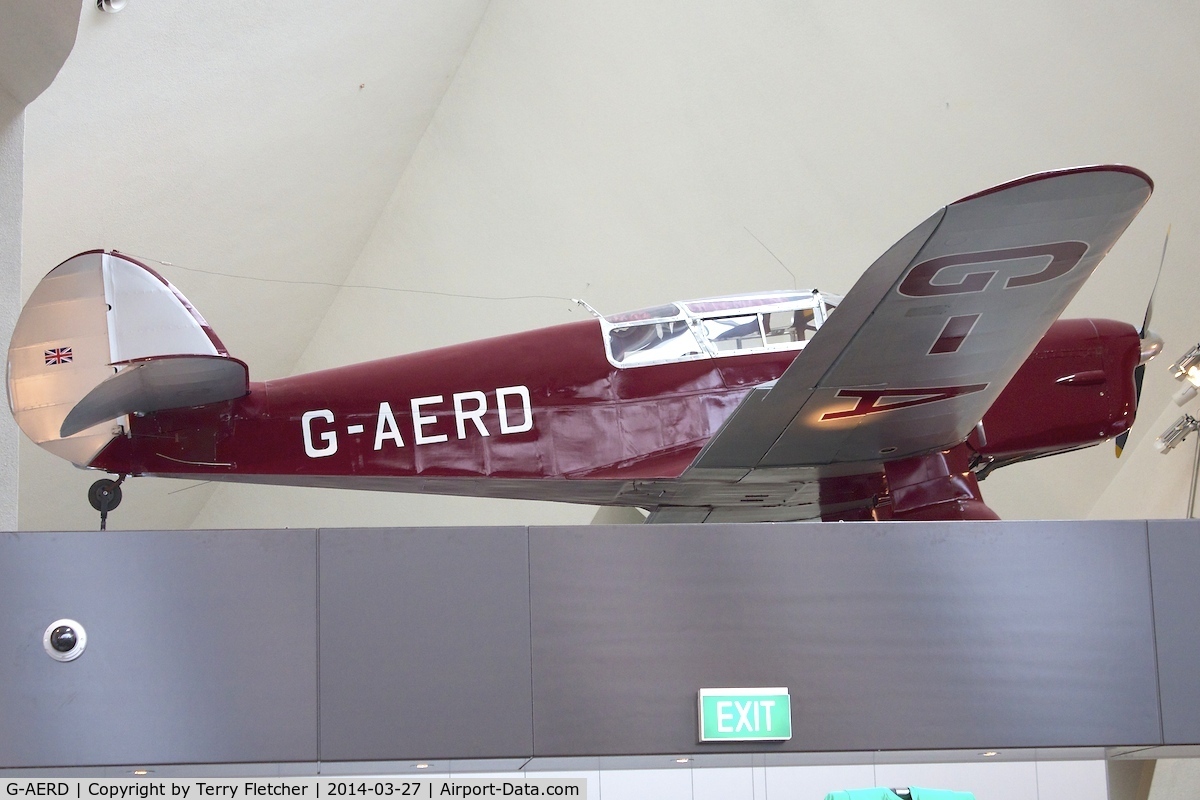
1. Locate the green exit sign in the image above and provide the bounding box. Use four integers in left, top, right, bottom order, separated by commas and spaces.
698, 687, 792, 742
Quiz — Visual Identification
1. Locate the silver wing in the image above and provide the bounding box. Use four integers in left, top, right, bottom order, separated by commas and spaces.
686, 165, 1153, 481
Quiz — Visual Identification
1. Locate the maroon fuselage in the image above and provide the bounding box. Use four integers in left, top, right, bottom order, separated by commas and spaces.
91, 316, 1142, 519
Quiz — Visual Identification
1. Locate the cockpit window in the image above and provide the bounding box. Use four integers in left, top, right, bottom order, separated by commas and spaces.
609, 319, 703, 364
763, 307, 817, 345
682, 293, 809, 315
703, 315, 764, 352
600, 290, 842, 368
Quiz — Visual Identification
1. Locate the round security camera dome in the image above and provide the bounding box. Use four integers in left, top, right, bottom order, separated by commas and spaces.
49, 626, 77, 652
43, 619, 87, 662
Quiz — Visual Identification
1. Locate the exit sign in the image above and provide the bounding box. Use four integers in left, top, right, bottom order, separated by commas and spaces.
698, 687, 792, 742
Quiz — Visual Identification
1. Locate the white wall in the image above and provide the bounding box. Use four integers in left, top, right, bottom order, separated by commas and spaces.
1149, 760, 1200, 800
0, 0, 81, 530
0, 98, 21, 532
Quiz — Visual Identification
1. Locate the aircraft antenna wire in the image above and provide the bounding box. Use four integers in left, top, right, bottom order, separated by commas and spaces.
744, 227, 797, 290
122, 253, 577, 306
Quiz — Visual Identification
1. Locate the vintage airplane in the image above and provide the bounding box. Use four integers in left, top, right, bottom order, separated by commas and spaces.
6, 165, 1159, 525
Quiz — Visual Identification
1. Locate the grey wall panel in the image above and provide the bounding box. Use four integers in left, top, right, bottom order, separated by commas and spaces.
1149, 519, 1200, 744
1, 520, 1186, 769
318, 527, 534, 761
529, 521, 1161, 756
0, 529, 317, 768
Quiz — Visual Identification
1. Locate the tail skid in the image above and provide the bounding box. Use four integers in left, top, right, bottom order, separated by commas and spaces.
6, 250, 248, 467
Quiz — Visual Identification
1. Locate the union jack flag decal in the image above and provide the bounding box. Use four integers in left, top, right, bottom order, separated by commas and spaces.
44, 346, 73, 366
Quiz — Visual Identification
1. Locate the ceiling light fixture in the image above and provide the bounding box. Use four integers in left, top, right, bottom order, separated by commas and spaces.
97, 0, 128, 12
1170, 343, 1200, 406
1156, 414, 1200, 454
1156, 413, 1200, 520
1156, 343, 1200, 518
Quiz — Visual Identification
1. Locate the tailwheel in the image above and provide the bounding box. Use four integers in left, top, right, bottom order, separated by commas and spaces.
88, 476, 125, 531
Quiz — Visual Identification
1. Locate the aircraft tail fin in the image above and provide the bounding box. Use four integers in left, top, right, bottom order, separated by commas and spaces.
6, 250, 248, 467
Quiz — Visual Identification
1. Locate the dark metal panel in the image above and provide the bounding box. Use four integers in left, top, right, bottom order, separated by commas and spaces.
0, 529, 317, 768
318, 527, 533, 761
529, 521, 1161, 755
1148, 519, 1200, 744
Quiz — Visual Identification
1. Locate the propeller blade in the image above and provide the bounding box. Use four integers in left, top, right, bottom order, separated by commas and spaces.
1141, 224, 1170, 336
1116, 224, 1171, 457
1115, 363, 1147, 456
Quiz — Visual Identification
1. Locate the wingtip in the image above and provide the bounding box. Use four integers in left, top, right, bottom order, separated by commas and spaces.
953, 165, 1154, 205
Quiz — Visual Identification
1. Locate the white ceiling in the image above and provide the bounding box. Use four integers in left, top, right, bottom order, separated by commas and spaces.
15, 1, 1200, 531
0, 0, 77, 108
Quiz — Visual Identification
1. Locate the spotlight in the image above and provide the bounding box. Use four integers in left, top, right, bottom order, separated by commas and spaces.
1156, 415, 1199, 454
1170, 344, 1200, 406
97, 0, 128, 12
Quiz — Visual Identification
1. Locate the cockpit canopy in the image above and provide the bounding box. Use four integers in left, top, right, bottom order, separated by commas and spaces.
600, 290, 842, 368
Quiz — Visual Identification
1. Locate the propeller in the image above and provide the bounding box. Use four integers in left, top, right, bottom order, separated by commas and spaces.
1116, 225, 1170, 456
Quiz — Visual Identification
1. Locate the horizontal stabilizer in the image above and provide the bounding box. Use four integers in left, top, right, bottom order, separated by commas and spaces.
60, 355, 249, 438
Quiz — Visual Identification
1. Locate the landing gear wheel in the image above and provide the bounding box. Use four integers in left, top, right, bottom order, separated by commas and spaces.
88, 478, 124, 531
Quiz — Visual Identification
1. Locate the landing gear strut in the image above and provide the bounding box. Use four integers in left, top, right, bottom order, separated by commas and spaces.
88, 476, 125, 531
